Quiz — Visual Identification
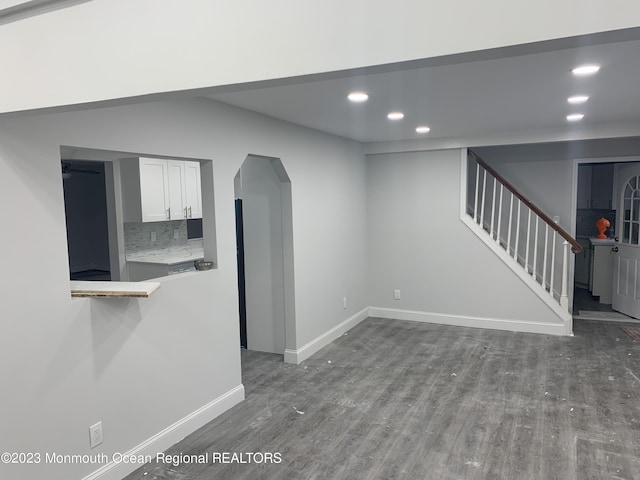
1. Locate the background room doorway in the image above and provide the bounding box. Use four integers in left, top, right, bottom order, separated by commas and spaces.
573, 157, 640, 322
234, 155, 295, 355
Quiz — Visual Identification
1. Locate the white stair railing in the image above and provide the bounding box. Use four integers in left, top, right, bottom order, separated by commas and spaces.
467, 151, 582, 311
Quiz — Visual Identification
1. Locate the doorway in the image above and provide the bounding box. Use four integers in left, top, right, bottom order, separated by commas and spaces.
572, 157, 640, 318
234, 155, 295, 356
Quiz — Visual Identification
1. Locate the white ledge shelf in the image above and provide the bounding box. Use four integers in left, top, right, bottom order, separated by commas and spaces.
70, 281, 161, 298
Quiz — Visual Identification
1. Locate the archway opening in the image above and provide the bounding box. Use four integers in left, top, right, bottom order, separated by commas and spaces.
234, 155, 295, 357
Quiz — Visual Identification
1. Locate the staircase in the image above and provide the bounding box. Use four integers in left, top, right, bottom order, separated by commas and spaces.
463, 150, 582, 327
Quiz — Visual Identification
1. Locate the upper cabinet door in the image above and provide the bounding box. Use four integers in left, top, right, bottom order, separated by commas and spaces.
120, 157, 202, 223
183, 161, 203, 219
577, 163, 615, 210
591, 164, 614, 209
577, 165, 592, 209
167, 160, 187, 219
139, 158, 170, 222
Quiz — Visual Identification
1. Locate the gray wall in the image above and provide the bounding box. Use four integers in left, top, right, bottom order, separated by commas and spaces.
7, 95, 637, 480
475, 138, 640, 236
366, 149, 563, 324
0, 97, 367, 480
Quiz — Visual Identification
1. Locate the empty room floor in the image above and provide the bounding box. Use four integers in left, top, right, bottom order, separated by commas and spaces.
123, 318, 640, 480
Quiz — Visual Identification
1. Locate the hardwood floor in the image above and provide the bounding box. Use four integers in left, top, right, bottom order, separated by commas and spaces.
122, 318, 640, 480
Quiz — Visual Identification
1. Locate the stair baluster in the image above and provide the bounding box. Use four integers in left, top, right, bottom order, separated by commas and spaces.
465, 150, 581, 316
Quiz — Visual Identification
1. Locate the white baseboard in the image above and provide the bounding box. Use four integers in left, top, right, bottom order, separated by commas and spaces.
369, 307, 568, 336
459, 212, 572, 335
82, 384, 245, 480
284, 307, 369, 364
283, 303, 568, 366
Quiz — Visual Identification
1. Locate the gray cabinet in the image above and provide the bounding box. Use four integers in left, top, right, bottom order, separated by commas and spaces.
577, 164, 614, 210
591, 164, 614, 209
574, 238, 591, 286
577, 166, 592, 209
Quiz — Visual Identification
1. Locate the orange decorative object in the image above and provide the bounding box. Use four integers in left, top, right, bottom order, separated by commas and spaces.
595, 217, 610, 239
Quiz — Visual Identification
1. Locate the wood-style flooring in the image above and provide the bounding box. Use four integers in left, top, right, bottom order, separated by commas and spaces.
123, 317, 640, 480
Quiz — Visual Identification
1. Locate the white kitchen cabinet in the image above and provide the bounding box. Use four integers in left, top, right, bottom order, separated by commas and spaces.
184, 161, 202, 219
166, 160, 186, 221
121, 157, 202, 223
121, 157, 170, 222
137, 157, 170, 222
590, 240, 615, 304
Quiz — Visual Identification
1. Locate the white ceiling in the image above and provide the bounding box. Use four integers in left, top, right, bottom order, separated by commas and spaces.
206, 35, 640, 144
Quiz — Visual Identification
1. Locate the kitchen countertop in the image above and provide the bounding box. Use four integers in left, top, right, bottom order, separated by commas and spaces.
71, 281, 160, 298
126, 244, 204, 266
589, 237, 616, 246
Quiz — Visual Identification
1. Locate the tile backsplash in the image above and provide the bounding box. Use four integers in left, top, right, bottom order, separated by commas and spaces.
124, 220, 188, 253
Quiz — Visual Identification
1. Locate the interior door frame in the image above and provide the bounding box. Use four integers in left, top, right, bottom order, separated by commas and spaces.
570, 155, 640, 314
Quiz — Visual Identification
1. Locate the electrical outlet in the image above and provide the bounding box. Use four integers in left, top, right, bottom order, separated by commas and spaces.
394, 289, 401, 300
343, 297, 347, 309
150, 231, 157, 242
173, 229, 179, 239
89, 421, 103, 449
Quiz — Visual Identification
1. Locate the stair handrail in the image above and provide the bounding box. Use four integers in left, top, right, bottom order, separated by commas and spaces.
469, 150, 582, 254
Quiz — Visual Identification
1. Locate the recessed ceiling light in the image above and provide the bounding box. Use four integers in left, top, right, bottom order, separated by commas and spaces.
387, 112, 404, 120
568, 95, 589, 104
416, 126, 431, 134
572, 65, 600, 76
347, 91, 369, 103
567, 113, 584, 122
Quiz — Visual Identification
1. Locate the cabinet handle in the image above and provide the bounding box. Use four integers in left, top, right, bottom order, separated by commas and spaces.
167, 207, 171, 220
184, 207, 188, 218
188, 206, 192, 218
